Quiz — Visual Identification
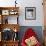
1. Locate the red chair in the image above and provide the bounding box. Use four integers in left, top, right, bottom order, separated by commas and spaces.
21, 28, 41, 46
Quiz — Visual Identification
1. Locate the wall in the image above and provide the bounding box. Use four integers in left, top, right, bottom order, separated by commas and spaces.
18, 0, 44, 26
0, 0, 44, 26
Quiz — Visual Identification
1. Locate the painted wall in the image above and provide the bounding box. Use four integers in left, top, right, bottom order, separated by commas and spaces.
18, 0, 44, 26
0, 0, 44, 26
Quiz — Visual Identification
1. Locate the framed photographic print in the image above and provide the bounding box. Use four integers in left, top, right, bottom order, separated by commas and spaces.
25, 7, 36, 20
2, 10, 9, 15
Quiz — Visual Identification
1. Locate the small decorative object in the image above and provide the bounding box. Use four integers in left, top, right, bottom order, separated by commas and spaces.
13, 28, 18, 40
14, 28, 17, 32
2, 28, 13, 41
9, 10, 18, 15
10, 10, 14, 15
5, 18, 8, 24
13, 32, 18, 41
2, 10, 9, 15
15, 0, 17, 7
0, 10, 2, 14
14, 32, 18, 40
25, 7, 36, 20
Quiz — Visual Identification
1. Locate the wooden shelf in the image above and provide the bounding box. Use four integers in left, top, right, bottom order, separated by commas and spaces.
0, 24, 20, 32
0, 40, 19, 46
0, 7, 19, 11
2, 40, 19, 42
0, 7, 19, 46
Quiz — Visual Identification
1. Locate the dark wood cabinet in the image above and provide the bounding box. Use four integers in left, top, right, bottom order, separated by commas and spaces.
0, 7, 19, 46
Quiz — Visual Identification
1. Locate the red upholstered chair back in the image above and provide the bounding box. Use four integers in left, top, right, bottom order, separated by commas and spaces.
21, 28, 41, 46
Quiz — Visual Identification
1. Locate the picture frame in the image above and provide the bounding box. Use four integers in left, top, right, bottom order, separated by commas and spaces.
2, 16, 8, 24
1, 28, 13, 41
25, 7, 36, 20
2, 10, 9, 15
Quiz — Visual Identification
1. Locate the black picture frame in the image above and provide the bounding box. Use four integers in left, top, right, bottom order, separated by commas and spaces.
25, 7, 36, 20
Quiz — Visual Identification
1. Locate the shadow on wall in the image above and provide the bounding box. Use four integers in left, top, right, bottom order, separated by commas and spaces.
18, 26, 44, 44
